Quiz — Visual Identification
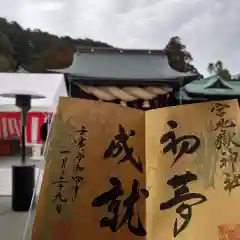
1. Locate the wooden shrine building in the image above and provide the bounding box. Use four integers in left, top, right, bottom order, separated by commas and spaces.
49, 47, 198, 110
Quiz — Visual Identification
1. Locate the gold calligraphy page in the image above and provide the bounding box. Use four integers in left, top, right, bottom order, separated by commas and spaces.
146, 99, 240, 240
32, 97, 146, 240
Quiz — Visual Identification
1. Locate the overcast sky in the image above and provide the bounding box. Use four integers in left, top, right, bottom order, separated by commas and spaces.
0, 0, 239, 76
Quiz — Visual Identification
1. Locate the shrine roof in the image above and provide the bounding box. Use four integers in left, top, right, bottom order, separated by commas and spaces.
48, 47, 197, 82
184, 75, 240, 97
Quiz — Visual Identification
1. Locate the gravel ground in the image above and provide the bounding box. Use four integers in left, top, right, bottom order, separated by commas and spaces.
0, 196, 36, 240
0, 156, 44, 240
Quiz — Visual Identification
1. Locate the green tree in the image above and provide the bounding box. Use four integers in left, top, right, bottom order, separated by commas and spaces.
0, 32, 15, 70
232, 74, 240, 81
0, 32, 13, 56
164, 36, 201, 75
0, 17, 112, 72
0, 54, 11, 71
207, 60, 232, 81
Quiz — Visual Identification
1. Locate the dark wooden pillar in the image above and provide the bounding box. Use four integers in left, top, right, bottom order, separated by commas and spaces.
127, 100, 138, 109
155, 94, 168, 108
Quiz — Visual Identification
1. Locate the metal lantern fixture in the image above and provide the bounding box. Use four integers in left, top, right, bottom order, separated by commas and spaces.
0, 91, 45, 211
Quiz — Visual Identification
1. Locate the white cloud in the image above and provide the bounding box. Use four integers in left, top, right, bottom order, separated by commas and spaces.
23, 1, 65, 12
0, 0, 239, 75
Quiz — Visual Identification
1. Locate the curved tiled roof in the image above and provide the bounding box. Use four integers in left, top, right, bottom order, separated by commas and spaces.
185, 75, 240, 96
49, 48, 197, 80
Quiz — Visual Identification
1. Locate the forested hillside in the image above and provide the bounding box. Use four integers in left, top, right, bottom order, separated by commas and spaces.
0, 18, 112, 72
0, 18, 201, 76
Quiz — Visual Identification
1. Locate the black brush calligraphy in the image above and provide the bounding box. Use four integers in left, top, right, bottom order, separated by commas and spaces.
92, 177, 149, 236
71, 126, 88, 202
160, 120, 200, 167
223, 173, 240, 193
104, 124, 143, 173
211, 103, 230, 117
160, 171, 207, 237
215, 129, 231, 150
211, 103, 240, 193
52, 150, 70, 214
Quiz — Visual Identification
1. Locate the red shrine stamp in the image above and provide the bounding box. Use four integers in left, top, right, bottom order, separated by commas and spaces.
218, 224, 240, 240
